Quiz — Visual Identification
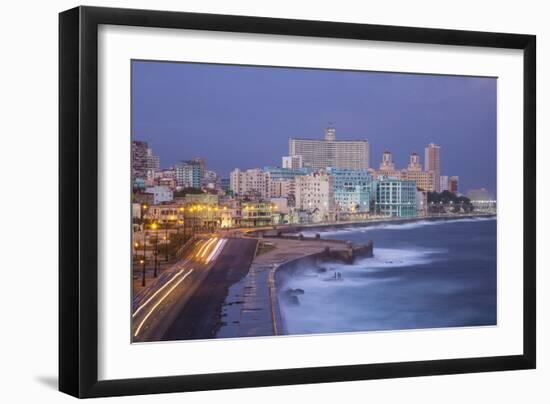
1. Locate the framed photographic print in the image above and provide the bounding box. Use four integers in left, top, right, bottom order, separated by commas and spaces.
59, 6, 536, 398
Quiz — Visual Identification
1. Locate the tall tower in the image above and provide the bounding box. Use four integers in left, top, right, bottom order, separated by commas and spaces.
324, 125, 336, 141
424, 143, 441, 192
407, 152, 422, 171
380, 150, 395, 171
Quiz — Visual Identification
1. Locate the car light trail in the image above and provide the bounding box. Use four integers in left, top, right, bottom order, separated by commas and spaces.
200, 237, 218, 258
132, 269, 185, 318
195, 238, 216, 259
195, 240, 208, 257
205, 239, 227, 263
134, 268, 194, 337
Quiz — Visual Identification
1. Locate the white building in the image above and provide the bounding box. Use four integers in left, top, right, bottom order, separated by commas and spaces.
439, 175, 449, 192
416, 190, 428, 216
289, 126, 370, 170
145, 185, 173, 204
282, 155, 303, 169
295, 171, 334, 223
229, 168, 269, 198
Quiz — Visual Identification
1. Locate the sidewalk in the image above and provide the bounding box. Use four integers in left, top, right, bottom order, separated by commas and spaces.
217, 238, 353, 338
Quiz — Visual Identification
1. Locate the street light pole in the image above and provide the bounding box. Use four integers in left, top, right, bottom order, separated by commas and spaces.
153, 234, 158, 278
165, 221, 169, 262
141, 227, 147, 287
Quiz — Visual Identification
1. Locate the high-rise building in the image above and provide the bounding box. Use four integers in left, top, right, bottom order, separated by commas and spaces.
132, 140, 160, 182
282, 155, 303, 169
448, 176, 459, 194
425, 143, 441, 192
175, 160, 201, 188
289, 126, 369, 170
295, 171, 334, 222
375, 178, 417, 217
328, 168, 373, 213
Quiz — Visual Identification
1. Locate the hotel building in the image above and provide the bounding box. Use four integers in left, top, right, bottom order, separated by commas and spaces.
403, 152, 436, 192
288, 126, 370, 170
371, 150, 436, 192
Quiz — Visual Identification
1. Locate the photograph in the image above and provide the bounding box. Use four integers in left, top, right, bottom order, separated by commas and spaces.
130, 60, 497, 343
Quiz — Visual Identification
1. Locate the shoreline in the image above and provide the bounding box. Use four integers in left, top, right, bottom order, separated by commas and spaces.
269, 213, 496, 336
250, 213, 496, 237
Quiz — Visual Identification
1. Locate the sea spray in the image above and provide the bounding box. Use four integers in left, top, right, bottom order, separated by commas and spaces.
279, 219, 497, 335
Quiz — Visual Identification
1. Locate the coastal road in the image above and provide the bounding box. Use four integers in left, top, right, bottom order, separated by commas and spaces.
132, 236, 257, 342
161, 237, 258, 341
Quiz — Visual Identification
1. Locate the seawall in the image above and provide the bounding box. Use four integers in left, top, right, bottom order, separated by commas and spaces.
269, 240, 373, 335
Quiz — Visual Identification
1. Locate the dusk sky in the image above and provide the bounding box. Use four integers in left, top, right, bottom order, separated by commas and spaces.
132, 60, 497, 196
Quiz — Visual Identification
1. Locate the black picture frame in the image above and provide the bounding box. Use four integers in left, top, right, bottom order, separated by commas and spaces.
59, 5, 536, 398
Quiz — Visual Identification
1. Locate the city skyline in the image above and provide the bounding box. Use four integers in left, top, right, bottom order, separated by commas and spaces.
132, 60, 497, 196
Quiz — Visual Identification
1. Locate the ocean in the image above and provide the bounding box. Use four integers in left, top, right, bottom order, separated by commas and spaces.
279, 217, 497, 335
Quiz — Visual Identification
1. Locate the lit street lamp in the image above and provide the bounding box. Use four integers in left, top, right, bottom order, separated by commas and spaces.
141, 227, 147, 287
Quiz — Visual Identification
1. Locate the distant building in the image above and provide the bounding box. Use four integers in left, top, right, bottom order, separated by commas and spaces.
467, 188, 496, 213
375, 178, 417, 217
295, 171, 334, 223
153, 169, 177, 189
132, 140, 160, 183
144, 204, 181, 224
242, 201, 274, 227
229, 168, 269, 198
403, 152, 436, 192
289, 125, 370, 170
282, 155, 303, 169
416, 190, 428, 216
375, 150, 402, 179
439, 175, 449, 192
191, 157, 206, 180
220, 178, 230, 192
175, 160, 201, 188
425, 143, 441, 192
467, 188, 492, 201
327, 168, 373, 215
372, 151, 435, 192
145, 185, 173, 204
448, 176, 459, 194
201, 170, 219, 189
181, 193, 219, 206
269, 179, 295, 199
219, 200, 242, 228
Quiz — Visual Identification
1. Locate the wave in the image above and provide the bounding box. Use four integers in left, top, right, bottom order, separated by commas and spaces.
301, 216, 495, 237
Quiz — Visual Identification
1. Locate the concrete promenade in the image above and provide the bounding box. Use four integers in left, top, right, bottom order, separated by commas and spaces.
216, 237, 367, 338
